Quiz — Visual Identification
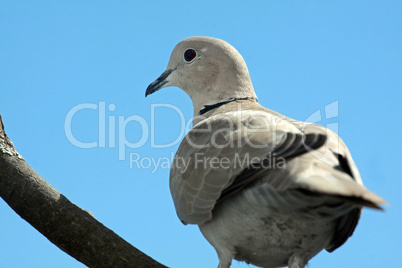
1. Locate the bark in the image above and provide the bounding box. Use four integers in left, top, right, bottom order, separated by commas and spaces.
0, 115, 167, 268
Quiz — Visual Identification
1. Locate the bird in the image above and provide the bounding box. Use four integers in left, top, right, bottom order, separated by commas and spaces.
145, 36, 386, 268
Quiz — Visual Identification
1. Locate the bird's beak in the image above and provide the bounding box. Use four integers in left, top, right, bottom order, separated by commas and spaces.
145, 69, 174, 97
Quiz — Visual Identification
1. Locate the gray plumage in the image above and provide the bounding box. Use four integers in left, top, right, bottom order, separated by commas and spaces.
146, 36, 386, 268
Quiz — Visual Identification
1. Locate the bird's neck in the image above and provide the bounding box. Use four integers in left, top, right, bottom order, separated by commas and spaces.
191, 96, 258, 125
198, 97, 257, 115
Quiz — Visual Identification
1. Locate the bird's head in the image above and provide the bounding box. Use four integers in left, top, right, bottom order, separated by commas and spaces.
146, 36, 257, 116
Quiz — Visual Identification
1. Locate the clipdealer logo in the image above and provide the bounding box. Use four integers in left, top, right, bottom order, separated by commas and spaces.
64, 100, 339, 170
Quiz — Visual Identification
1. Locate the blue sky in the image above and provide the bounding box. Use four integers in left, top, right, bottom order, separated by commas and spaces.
1, 1, 401, 267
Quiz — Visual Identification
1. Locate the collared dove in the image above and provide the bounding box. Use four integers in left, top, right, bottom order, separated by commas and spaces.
145, 36, 386, 268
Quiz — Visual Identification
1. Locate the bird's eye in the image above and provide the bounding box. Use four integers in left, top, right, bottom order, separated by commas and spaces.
184, 49, 197, 63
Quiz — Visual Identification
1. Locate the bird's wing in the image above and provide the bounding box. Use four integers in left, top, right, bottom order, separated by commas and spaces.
170, 107, 386, 226
171, 109, 324, 224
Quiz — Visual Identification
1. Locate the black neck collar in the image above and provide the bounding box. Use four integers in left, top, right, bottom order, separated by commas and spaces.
198, 97, 257, 115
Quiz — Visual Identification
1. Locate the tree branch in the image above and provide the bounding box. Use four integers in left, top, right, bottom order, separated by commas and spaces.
0, 115, 167, 268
